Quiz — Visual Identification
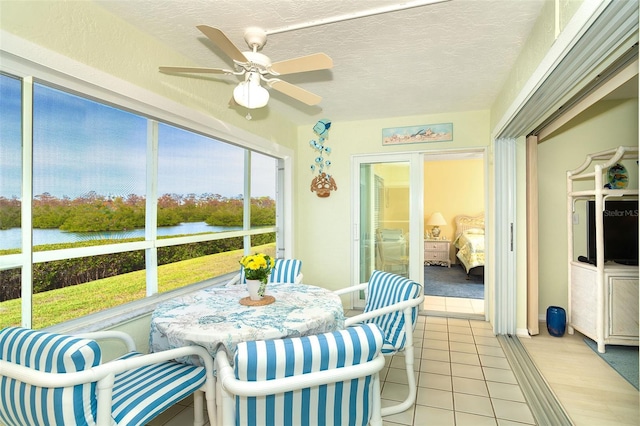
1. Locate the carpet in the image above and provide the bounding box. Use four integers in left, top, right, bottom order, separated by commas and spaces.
424, 264, 484, 299
583, 338, 639, 390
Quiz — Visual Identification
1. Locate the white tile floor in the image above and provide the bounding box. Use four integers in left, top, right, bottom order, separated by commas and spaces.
423, 295, 485, 317
150, 313, 536, 426
378, 315, 535, 426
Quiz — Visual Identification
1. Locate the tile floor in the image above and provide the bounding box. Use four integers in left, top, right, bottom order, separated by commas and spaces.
377, 314, 535, 426
150, 313, 536, 426
423, 295, 485, 317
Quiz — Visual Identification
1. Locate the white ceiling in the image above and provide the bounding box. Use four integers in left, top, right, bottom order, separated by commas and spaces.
95, 0, 546, 126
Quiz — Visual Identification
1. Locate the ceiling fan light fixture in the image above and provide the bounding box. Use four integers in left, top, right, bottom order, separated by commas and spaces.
160, 26, 332, 110
233, 72, 269, 109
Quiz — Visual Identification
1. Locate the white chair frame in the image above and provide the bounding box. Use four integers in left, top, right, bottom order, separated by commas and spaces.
0, 330, 216, 426
215, 346, 385, 426
334, 282, 424, 417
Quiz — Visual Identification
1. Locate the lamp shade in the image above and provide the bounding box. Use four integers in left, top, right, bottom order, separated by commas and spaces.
233, 72, 269, 109
426, 212, 446, 226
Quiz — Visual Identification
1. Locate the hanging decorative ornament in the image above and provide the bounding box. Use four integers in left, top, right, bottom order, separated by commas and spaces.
311, 172, 338, 197
309, 119, 337, 198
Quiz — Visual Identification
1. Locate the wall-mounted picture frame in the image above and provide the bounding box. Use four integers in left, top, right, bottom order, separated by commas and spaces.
382, 122, 453, 145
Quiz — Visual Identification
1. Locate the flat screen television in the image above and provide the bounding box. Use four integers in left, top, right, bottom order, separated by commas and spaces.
587, 200, 639, 265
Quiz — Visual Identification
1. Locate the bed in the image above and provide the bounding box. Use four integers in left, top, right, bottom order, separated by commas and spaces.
453, 214, 485, 278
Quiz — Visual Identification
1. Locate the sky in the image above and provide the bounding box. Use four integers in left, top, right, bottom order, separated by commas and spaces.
0, 75, 276, 200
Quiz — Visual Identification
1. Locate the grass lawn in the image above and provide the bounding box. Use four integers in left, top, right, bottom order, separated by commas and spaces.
0, 244, 275, 329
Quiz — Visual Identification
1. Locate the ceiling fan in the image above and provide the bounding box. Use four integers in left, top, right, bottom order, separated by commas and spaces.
159, 25, 333, 110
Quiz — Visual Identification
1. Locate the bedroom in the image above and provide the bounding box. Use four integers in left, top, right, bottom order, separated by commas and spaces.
371, 152, 485, 315
423, 153, 485, 316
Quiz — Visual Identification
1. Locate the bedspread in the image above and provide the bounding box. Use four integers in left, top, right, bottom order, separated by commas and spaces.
454, 231, 485, 274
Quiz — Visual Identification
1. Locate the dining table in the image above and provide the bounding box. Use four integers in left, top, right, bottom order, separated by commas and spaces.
149, 282, 346, 363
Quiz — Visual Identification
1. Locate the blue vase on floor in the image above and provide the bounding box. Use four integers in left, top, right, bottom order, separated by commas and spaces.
546, 306, 566, 337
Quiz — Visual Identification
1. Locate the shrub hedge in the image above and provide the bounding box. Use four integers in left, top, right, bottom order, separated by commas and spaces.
0, 232, 275, 302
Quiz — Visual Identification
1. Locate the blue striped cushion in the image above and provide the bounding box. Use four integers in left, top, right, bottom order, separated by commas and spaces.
111, 351, 206, 425
233, 323, 383, 426
0, 327, 101, 426
239, 266, 247, 284
269, 259, 302, 283
363, 270, 422, 353
238, 258, 302, 284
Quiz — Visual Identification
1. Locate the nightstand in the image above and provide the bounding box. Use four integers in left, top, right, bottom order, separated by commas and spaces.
424, 239, 451, 267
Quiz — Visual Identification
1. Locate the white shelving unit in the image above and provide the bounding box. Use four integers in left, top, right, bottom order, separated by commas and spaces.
567, 146, 639, 353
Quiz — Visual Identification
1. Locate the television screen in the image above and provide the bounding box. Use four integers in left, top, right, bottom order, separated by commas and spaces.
587, 200, 639, 265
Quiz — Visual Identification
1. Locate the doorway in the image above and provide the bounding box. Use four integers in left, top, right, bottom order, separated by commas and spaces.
351, 150, 487, 317
423, 151, 486, 317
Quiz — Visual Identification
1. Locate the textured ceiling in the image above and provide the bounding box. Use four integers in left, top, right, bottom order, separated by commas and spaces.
95, 0, 546, 126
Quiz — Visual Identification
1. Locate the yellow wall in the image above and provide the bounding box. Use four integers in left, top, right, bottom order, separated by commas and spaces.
537, 98, 639, 316
424, 158, 484, 244
295, 110, 491, 290
382, 187, 410, 233
342, 157, 485, 272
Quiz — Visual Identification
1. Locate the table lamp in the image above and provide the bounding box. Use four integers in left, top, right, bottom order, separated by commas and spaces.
426, 212, 446, 238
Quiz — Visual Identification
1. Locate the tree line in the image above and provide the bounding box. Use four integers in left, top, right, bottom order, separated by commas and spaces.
0, 192, 275, 231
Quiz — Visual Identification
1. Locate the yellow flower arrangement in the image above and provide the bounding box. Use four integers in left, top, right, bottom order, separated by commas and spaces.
239, 253, 275, 284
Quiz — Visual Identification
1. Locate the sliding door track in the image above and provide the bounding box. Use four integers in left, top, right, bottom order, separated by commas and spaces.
498, 334, 573, 426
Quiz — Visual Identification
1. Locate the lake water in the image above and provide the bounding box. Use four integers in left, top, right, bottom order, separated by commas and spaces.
0, 222, 242, 250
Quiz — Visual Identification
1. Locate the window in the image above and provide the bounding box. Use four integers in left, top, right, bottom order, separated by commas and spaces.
250, 152, 277, 230
0, 73, 283, 329
33, 83, 147, 245
155, 123, 276, 291
0, 74, 23, 328
157, 123, 245, 237
0, 74, 22, 251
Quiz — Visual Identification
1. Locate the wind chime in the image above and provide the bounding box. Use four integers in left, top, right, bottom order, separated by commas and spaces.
309, 119, 337, 197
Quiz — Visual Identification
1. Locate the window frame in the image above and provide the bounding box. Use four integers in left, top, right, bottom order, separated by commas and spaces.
0, 37, 294, 330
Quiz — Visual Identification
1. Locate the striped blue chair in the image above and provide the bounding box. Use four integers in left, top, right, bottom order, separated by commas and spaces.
334, 270, 424, 416
215, 323, 385, 426
0, 327, 215, 426
226, 258, 303, 286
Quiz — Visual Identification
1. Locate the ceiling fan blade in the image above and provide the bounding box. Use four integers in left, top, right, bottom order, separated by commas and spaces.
196, 25, 248, 63
269, 80, 322, 106
159, 66, 234, 74
270, 53, 333, 75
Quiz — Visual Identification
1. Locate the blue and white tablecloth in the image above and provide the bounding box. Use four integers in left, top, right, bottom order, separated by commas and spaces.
149, 283, 345, 362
